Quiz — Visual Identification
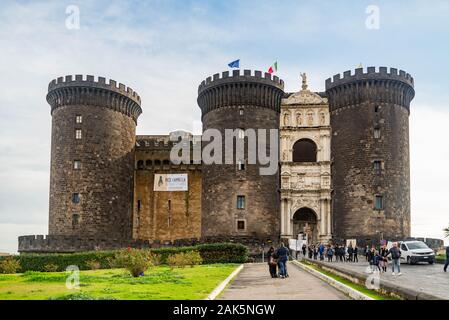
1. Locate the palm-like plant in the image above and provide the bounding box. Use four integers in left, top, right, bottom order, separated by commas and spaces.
444, 226, 449, 238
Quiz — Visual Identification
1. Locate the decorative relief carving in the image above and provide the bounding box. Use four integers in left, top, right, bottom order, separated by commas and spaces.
283, 113, 290, 126
296, 112, 302, 126
307, 111, 314, 126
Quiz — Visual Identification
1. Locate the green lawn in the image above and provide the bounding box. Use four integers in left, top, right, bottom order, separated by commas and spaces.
0, 264, 239, 300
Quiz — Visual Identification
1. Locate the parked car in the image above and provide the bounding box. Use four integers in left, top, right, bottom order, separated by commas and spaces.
387, 241, 435, 265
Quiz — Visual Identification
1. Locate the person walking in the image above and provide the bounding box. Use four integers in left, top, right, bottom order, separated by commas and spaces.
348, 245, 354, 262
365, 245, 370, 262
308, 245, 313, 259
380, 245, 389, 273
444, 245, 449, 272
353, 246, 359, 263
267, 247, 278, 278
327, 245, 334, 262
373, 250, 382, 273
276, 242, 290, 279
319, 243, 325, 261
387, 242, 402, 276
334, 245, 340, 262
367, 246, 375, 273
313, 245, 318, 260
302, 244, 307, 257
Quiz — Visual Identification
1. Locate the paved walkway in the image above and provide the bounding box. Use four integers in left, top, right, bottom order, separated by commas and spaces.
303, 257, 449, 299
219, 262, 349, 300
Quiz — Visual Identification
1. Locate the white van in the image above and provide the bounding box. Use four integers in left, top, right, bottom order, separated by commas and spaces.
387, 240, 435, 265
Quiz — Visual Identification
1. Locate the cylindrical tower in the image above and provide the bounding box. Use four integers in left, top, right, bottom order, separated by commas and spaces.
197, 69, 284, 239
325, 67, 415, 244
46, 75, 142, 240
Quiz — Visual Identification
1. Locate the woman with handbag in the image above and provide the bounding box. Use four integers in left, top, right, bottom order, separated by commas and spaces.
267, 247, 278, 278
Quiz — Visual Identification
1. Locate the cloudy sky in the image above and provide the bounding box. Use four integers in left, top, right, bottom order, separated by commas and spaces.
0, 0, 448, 253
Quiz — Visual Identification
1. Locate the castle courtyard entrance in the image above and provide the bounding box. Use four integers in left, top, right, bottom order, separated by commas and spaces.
293, 207, 318, 244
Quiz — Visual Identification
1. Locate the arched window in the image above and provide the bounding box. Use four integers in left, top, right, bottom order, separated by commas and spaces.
145, 160, 153, 167
154, 160, 161, 166
137, 160, 144, 170
292, 139, 317, 162
162, 159, 170, 165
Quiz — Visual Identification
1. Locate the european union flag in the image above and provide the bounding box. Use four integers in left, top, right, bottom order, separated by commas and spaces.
228, 59, 240, 68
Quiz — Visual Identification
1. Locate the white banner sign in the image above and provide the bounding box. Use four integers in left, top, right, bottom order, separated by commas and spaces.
153, 174, 188, 191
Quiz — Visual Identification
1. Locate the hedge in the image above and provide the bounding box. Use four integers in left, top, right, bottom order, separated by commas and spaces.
1, 243, 248, 272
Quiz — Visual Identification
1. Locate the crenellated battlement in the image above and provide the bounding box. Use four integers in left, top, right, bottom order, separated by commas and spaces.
325, 66, 415, 112
197, 69, 285, 117
198, 69, 284, 94
325, 66, 414, 90
47, 74, 142, 122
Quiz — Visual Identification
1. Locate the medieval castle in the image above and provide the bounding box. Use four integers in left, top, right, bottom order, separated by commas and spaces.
18, 66, 415, 253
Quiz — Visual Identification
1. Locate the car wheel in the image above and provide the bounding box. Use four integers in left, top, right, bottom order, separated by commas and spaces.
407, 257, 412, 265
428, 261, 434, 265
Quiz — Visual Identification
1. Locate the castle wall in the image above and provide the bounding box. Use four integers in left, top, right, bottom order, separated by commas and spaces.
326, 67, 415, 244
46, 75, 142, 240
198, 70, 284, 240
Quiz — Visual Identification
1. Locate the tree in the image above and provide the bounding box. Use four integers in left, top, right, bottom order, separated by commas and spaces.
444, 226, 449, 238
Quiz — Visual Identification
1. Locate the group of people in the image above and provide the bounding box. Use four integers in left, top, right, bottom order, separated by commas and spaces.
266, 243, 290, 279
364, 242, 402, 275
298, 243, 359, 263
266, 241, 449, 279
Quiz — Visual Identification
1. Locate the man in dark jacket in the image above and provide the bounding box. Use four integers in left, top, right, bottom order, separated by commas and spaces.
276, 242, 290, 279
444, 246, 449, 272
387, 242, 402, 276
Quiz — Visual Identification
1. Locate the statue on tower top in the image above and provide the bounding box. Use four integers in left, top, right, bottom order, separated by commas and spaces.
300, 72, 308, 91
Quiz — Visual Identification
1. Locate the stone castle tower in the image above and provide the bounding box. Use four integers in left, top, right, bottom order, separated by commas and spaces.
46, 75, 142, 240
197, 70, 284, 239
325, 67, 415, 243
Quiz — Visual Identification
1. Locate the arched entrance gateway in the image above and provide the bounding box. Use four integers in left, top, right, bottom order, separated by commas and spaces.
293, 207, 318, 244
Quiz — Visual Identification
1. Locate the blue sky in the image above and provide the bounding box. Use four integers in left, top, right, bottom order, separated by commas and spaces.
0, 0, 448, 252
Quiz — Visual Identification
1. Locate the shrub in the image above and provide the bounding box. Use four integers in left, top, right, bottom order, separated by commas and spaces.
167, 251, 202, 268
0, 257, 21, 274
86, 260, 101, 270
43, 264, 59, 272
1, 242, 248, 272
113, 248, 157, 277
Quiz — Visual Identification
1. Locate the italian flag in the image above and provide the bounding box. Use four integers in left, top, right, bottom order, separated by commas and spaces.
268, 61, 278, 74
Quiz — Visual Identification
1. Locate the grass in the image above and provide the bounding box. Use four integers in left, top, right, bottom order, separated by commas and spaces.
436, 254, 446, 263
299, 260, 400, 300
0, 264, 239, 300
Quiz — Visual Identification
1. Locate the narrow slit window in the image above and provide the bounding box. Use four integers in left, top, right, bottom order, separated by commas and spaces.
375, 195, 383, 210
237, 195, 245, 209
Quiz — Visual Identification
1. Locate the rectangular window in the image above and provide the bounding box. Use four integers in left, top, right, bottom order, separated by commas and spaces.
72, 193, 80, 204
72, 213, 79, 228
237, 195, 245, 209
375, 195, 383, 210
373, 160, 381, 173
237, 220, 245, 230
75, 129, 82, 140
374, 128, 381, 139
76, 115, 82, 124
137, 200, 141, 212
239, 108, 244, 116
73, 160, 81, 170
